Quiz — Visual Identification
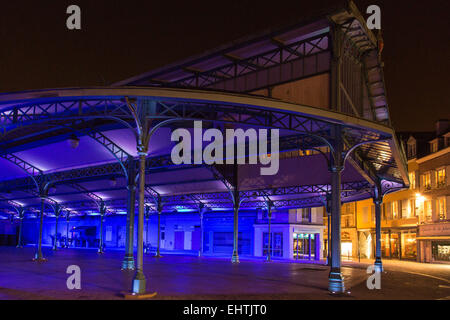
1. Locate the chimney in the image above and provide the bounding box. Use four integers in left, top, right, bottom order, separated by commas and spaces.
435, 119, 449, 136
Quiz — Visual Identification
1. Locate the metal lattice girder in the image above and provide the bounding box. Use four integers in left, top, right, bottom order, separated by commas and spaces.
0, 158, 197, 193
0, 95, 349, 141
0, 153, 42, 179
24, 188, 80, 217
239, 196, 325, 209
172, 33, 330, 90
208, 165, 235, 191
0, 152, 82, 216
144, 186, 162, 207
15, 180, 373, 214
150, 99, 334, 139
69, 183, 103, 203
240, 180, 371, 198
0, 162, 124, 192
0, 92, 394, 166
189, 193, 206, 208
85, 130, 131, 175
68, 183, 112, 215
0, 131, 331, 193
0, 99, 132, 129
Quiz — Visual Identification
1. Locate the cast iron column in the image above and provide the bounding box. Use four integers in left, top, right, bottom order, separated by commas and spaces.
16, 208, 24, 248
374, 183, 384, 272
53, 207, 61, 251
34, 197, 46, 261
155, 197, 162, 258
65, 214, 70, 248
231, 187, 240, 264
98, 203, 106, 254
132, 151, 147, 294
199, 206, 204, 257
144, 206, 150, 253
122, 157, 137, 270
328, 126, 345, 293
326, 193, 331, 266
266, 206, 272, 262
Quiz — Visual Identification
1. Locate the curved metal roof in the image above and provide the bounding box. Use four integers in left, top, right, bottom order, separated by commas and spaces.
0, 1, 408, 219
0, 86, 407, 219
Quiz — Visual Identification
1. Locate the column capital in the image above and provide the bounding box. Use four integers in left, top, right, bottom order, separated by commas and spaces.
373, 198, 383, 206
329, 165, 344, 173
137, 144, 148, 156
127, 184, 137, 191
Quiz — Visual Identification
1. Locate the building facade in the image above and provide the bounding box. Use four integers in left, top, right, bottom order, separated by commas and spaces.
327, 120, 450, 263
16, 207, 324, 261
415, 128, 450, 263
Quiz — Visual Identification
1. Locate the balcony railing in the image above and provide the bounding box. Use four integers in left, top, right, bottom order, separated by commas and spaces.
437, 181, 447, 188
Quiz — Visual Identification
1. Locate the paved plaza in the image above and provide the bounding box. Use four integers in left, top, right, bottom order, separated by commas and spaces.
0, 247, 448, 300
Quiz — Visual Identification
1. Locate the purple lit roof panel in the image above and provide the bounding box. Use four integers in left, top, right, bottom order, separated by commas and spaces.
0, 158, 30, 180
13, 137, 117, 172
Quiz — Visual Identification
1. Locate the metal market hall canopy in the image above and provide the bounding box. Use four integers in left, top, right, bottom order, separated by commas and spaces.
0, 1, 408, 220
0, 0, 409, 295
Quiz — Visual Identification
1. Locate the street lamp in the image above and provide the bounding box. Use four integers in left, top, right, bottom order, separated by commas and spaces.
68, 134, 80, 149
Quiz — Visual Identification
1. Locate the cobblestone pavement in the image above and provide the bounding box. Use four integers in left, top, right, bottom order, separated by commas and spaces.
0, 247, 448, 300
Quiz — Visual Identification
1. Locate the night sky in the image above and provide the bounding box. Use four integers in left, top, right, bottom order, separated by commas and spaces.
0, 0, 448, 132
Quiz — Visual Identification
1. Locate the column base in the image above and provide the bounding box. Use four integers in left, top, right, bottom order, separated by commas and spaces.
97, 248, 104, 254
328, 270, 345, 293
374, 258, 383, 273
132, 272, 147, 295
231, 252, 240, 264
32, 252, 47, 262
16, 245, 23, 248
121, 291, 157, 300
121, 256, 135, 270
265, 256, 272, 262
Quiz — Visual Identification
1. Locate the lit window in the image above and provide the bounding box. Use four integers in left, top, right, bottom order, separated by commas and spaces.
409, 199, 416, 217
409, 171, 416, 189
437, 197, 447, 220
424, 200, 432, 222
436, 168, 446, 187
392, 201, 399, 219
401, 199, 409, 218
430, 141, 438, 153
407, 143, 416, 158
422, 172, 431, 190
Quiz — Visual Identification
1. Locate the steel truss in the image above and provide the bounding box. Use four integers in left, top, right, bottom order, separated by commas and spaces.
2, 180, 378, 215
0, 92, 399, 218
169, 34, 330, 91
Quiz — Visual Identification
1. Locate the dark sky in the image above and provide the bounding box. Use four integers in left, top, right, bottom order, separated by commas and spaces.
0, 0, 449, 131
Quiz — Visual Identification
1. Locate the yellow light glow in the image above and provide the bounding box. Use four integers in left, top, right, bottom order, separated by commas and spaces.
415, 193, 425, 203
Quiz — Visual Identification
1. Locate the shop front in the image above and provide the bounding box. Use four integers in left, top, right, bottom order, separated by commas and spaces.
432, 241, 450, 262
293, 232, 318, 260
418, 222, 450, 263
254, 224, 324, 261
380, 228, 417, 260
